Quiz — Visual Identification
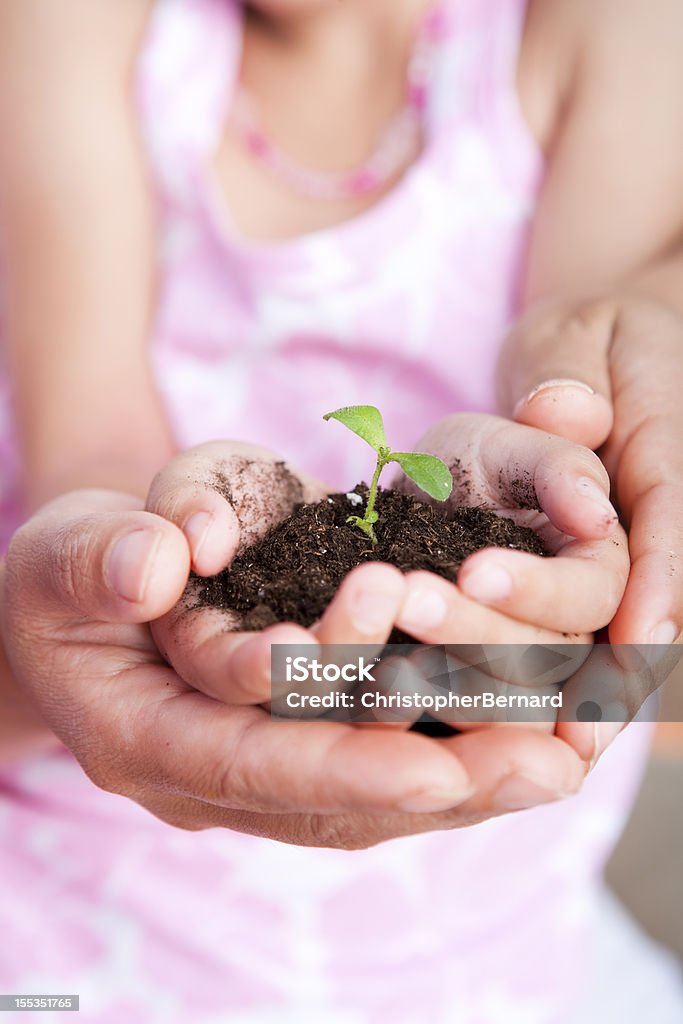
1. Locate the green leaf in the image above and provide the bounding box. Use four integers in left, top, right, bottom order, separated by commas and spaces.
323, 406, 387, 453
390, 453, 453, 502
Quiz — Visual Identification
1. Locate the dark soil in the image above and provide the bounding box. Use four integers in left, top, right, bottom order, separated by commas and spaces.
197, 484, 546, 642
196, 482, 547, 736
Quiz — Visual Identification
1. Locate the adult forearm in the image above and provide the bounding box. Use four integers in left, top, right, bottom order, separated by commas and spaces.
626, 246, 683, 318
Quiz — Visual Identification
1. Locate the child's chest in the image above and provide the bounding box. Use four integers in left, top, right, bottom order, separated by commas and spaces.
209, 0, 565, 244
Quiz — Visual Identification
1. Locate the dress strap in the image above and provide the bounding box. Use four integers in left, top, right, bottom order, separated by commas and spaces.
427, 0, 532, 129
136, 0, 242, 204
426, 0, 541, 191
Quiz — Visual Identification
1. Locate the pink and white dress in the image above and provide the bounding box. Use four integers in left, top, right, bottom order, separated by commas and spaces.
1, 1, 682, 1021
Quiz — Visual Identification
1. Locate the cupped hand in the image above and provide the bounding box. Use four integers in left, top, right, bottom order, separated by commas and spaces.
0, 490, 588, 847
497, 295, 683, 759
391, 413, 629, 642
146, 442, 413, 705
147, 425, 628, 752
146, 426, 627, 721
498, 296, 683, 646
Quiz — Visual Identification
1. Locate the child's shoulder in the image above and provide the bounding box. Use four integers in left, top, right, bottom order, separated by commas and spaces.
520, 0, 683, 156
524, 0, 683, 91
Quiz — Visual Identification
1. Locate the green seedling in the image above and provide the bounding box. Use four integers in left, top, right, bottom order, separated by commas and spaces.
323, 405, 453, 544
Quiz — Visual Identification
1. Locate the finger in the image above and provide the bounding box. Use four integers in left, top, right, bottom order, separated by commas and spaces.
152, 597, 318, 704
141, 723, 586, 842
395, 570, 592, 646
267, 563, 408, 719
6, 489, 190, 625
146, 441, 324, 576
609, 495, 683, 646
555, 642, 680, 765
457, 528, 629, 632
439, 724, 586, 813
313, 562, 407, 645
482, 423, 619, 540
412, 414, 618, 539
497, 300, 615, 449
607, 448, 683, 646
129, 687, 475, 815
342, 726, 587, 832
396, 647, 561, 732
598, 305, 683, 645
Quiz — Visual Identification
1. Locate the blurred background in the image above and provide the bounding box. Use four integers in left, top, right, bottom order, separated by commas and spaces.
606, 657, 683, 962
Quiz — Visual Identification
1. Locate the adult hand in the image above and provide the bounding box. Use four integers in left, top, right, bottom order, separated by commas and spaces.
498, 296, 683, 647
497, 296, 683, 758
1, 490, 587, 847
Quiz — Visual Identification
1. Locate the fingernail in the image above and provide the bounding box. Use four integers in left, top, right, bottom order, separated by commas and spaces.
399, 783, 475, 813
493, 773, 570, 812
399, 586, 448, 632
649, 620, 679, 645
351, 588, 401, 635
514, 379, 596, 417
460, 562, 513, 604
183, 511, 214, 563
526, 379, 595, 403
590, 717, 626, 769
575, 476, 618, 521
107, 529, 162, 603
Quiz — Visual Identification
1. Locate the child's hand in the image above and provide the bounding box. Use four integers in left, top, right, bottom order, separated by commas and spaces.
390, 413, 629, 642
146, 442, 412, 706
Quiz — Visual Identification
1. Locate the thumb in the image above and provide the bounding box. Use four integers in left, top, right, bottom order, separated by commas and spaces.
5, 490, 190, 626
497, 300, 615, 449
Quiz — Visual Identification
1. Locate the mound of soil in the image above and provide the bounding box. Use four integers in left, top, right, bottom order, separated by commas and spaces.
197, 484, 545, 640
196, 483, 547, 736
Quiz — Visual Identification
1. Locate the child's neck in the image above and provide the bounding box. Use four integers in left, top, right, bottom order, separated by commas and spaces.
241, 0, 434, 148
245, 1, 431, 77
216, 1, 436, 240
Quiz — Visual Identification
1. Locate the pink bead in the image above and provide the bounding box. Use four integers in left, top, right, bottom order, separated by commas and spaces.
245, 130, 270, 158
408, 82, 428, 110
424, 6, 447, 39
346, 169, 381, 196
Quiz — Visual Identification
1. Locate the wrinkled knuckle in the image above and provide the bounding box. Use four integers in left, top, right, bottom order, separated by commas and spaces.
520, 308, 567, 351
211, 761, 244, 806
136, 793, 213, 832
304, 814, 378, 851
154, 809, 208, 832
79, 749, 129, 797
5, 519, 35, 568
581, 448, 611, 485
74, 716, 139, 798
148, 485, 200, 525
146, 467, 171, 512
49, 526, 99, 606
5, 521, 48, 603
203, 733, 252, 807
563, 298, 616, 337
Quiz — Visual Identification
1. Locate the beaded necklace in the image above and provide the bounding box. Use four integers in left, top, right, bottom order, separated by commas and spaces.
231, 4, 446, 201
